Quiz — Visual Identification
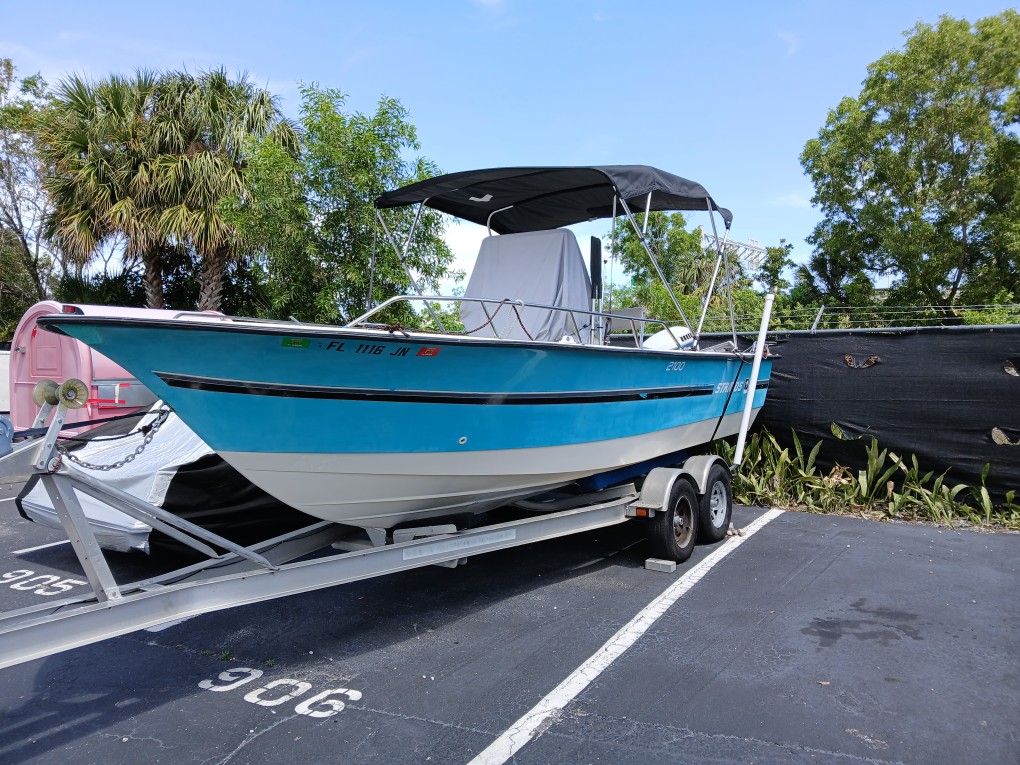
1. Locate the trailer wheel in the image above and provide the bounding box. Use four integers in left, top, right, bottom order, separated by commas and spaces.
647, 478, 698, 563
697, 464, 732, 544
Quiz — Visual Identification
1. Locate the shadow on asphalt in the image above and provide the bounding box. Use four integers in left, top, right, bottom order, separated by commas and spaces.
0, 519, 656, 763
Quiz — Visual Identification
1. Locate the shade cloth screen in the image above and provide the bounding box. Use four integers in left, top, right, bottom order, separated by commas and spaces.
721, 326, 1020, 500
461, 230, 592, 342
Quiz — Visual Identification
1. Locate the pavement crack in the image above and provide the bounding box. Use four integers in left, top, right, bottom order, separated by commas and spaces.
98, 730, 173, 750
208, 713, 299, 765
542, 711, 906, 765
353, 703, 497, 737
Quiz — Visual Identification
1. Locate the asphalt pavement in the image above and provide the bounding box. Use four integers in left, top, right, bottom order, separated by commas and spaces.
0, 498, 1016, 764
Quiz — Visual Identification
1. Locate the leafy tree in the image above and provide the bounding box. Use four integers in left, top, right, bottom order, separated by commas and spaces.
1, 229, 39, 337
757, 239, 793, 293
606, 210, 760, 333
38, 69, 297, 311
609, 211, 711, 289
0, 58, 56, 305
228, 86, 453, 323
787, 264, 824, 306
801, 11, 1020, 307
53, 267, 145, 306
153, 69, 298, 311
39, 72, 170, 307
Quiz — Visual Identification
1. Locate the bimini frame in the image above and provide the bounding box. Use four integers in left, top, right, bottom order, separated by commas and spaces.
370, 185, 740, 350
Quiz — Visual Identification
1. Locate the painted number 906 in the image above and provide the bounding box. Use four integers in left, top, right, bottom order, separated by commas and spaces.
199, 667, 362, 718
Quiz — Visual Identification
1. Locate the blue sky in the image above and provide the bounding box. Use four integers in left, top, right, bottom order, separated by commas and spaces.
3, 0, 1012, 282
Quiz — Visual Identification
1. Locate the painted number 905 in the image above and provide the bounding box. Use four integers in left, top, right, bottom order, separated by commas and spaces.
1, 569, 86, 596
199, 667, 362, 718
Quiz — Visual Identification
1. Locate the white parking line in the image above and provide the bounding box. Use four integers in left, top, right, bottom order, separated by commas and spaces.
467, 508, 784, 765
12, 540, 70, 555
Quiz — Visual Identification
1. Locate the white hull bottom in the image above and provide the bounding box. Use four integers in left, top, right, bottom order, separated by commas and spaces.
222, 410, 758, 528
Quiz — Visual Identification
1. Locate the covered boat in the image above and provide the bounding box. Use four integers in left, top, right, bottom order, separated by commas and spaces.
37, 165, 772, 529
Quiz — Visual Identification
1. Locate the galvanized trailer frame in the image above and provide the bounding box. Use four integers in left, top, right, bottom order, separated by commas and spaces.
0, 405, 662, 671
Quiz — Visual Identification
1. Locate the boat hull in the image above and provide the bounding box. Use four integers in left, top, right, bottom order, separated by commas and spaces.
221, 410, 754, 526
39, 317, 771, 527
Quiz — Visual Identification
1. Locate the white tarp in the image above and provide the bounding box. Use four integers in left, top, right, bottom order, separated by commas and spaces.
460, 229, 592, 342
19, 404, 213, 552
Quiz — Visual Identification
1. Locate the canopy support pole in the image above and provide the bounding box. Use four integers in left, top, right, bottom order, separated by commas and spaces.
373, 206, 446, 331
367, 225, 377, 311
696, 252, 722, 341
697, 203, 734, 343
486, 205, 514, 235
705, 200, 737, 348
617, 195, 692, 335
607, 196, 617, 312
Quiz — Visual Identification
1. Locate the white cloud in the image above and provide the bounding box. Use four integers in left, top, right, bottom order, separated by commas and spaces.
471, 0, 504, 7
773, 192, 812, 209
592, 10, 608, 22
439, 219, 489, 292
0, 40, 88, 84
776, 29, 799, 57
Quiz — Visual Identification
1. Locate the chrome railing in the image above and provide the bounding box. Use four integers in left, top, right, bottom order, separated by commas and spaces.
346, 295, 686, 350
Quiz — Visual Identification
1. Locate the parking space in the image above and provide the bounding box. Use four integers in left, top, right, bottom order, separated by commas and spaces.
0, 503, 1016, 764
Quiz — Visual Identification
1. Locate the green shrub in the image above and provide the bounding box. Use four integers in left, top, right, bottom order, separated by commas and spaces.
714, 429, 1020, 530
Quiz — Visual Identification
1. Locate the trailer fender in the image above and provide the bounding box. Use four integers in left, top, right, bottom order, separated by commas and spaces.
633, 467, 688, 512
679, 454, 730, 496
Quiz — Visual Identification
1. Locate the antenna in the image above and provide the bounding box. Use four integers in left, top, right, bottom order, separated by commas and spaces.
702, 232, 768, 269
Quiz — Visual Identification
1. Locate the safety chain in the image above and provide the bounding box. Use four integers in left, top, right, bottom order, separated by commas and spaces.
60, 407, 172, 472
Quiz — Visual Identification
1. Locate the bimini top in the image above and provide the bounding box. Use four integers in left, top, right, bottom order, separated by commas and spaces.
375, 165, 732, 233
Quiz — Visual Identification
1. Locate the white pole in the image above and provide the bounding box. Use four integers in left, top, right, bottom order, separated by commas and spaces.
733, 291, 775, 466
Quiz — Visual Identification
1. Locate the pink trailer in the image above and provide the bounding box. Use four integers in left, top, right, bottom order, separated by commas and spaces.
7, 302, 205, 430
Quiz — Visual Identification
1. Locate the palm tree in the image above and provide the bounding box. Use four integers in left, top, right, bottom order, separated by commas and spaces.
153, 69, 298, 311
40, 69, 297, 311
39, 72, 170, 308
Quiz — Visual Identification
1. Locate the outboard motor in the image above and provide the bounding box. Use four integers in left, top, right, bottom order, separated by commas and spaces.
643, 326, 697, 350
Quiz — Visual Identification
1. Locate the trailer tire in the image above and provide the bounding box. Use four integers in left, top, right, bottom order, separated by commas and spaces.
646, 478, 698, 563
697, 463, 732, 544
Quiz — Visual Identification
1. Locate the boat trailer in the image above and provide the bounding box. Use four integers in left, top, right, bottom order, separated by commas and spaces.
0, 380, 735, 671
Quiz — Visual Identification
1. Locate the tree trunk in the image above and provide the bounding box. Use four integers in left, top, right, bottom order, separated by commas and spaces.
12, 232, 46, 300
197, 245, 229, 312
141, 249, 165, 309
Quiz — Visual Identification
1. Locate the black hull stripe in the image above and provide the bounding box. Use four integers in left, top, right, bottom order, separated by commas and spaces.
156, 372, 768, 405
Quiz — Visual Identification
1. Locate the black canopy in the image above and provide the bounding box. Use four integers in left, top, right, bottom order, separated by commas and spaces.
375, 165, 732, 233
